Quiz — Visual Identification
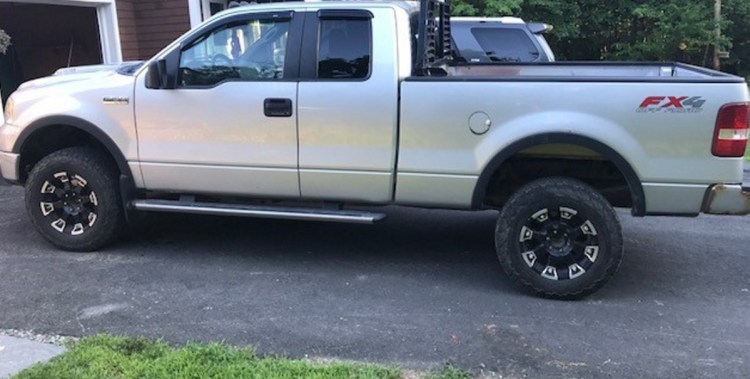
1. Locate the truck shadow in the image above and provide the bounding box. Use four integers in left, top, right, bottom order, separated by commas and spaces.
126, 206, 517, 293
119, 207, 746, 301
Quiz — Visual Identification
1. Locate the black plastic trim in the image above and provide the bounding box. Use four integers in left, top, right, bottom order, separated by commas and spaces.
317, 9, 373, 19
13, 116, 138, 217
425, 60, 741, 72
407, 62, 745, 83
284, 11, 305, 80
263, 98, 293, 117
471, 133, 646, 216
120, 174, 137, 224
299, 12, 319, 80
405, 76, 744, 84
645, 212, 699, 218
180, 11, 295, 50
14, 116, 129, 174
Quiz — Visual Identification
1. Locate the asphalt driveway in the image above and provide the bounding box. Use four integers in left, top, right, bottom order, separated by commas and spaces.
0, 177, 749, 378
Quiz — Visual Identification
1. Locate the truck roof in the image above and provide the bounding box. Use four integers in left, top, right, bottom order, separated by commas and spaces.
214, 0, 420, 19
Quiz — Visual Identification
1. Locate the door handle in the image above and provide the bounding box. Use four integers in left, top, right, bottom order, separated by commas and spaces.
264, 98, 293, 117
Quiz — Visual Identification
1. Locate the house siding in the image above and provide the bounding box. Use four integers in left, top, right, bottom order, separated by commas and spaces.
116, 0, 191, 60
117, 0, 141, 61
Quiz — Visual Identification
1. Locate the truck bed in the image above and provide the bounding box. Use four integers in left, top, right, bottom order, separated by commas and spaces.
443, 62, 745, 83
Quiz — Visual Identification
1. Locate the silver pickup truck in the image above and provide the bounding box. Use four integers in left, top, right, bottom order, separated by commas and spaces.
1, 0, 748, 299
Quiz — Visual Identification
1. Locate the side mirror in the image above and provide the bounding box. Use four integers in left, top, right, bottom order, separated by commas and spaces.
145, 60, 165, 89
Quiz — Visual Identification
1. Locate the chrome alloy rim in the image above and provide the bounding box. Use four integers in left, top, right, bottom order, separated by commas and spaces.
39, 172, 99, 235
518, 207, 599, 281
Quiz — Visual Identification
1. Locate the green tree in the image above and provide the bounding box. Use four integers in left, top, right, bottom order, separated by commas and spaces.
451, 0, 748, 76
723, 0, 750, 77
452, 0, 524, 16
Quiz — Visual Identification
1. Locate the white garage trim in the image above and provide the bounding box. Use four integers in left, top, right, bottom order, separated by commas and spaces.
200, 0, 229, 24
96, 2, 123, 63
188, 0, 230, 29
188, 0, 202, 28
0, 0, 122, 64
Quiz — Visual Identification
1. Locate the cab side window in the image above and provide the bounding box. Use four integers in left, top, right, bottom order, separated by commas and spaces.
179, 18, 290, 86
317, 18, 371, 79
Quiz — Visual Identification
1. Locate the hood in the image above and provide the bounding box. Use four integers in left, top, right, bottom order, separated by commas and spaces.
17, 61, 144, 92
54, 61, 144, 76
18, 70, 112, 91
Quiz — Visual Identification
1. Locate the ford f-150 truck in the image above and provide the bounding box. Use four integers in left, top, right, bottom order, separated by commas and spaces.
1, 0, 748, 299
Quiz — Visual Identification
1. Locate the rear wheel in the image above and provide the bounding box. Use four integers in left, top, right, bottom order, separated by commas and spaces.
25, 147, 124, 251
495, 177, 623, 299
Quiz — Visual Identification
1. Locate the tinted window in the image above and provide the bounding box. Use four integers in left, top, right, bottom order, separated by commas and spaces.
179, 19, 289, 86
451, 25, 479, 62
469, 28, 538, 62
318, 19, 371, 79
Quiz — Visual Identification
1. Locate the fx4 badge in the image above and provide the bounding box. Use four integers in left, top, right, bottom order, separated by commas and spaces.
637, 96, 705, 113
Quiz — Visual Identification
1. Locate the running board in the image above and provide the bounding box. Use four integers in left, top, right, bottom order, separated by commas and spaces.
131, 199, 386, 224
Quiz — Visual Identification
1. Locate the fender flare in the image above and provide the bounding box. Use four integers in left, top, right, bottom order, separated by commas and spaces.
471, 132, 646, 216
12, 115, 137, 220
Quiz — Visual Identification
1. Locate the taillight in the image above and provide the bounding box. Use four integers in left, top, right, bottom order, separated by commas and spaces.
712, 103, 749, 157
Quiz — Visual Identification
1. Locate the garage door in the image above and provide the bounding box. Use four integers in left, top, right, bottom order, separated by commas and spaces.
0, 2, 102, 104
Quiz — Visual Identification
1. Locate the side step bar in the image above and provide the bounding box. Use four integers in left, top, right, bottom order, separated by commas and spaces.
131, 199, 386, 224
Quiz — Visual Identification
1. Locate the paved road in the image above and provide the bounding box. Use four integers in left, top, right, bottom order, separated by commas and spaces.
0, 178, 749, 378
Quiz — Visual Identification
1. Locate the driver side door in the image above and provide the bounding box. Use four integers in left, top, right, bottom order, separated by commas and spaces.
135, 11, 302, 198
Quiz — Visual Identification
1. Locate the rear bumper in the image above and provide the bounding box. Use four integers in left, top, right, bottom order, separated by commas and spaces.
702, 184, 750, 215
0, 151, 19, 183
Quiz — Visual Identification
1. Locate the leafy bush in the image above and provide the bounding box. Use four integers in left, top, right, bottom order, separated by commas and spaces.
0, 29, 10, 54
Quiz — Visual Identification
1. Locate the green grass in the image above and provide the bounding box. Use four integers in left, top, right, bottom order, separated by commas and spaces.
745, 146, 750, 161
426, 365, 472, 379
13, 335, 403, 379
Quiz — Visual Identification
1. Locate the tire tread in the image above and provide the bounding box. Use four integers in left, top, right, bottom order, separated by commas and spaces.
25, 147, 124, 252
495, 177, 623, 300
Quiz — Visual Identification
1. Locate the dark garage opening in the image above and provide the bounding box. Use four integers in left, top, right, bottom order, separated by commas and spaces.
0, 3, 103, 105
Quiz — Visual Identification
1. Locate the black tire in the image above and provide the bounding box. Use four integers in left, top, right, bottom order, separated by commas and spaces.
25, 147, 124, 252
495, 177, 623, 300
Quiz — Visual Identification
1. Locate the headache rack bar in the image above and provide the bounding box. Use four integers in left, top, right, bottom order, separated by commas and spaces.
415, 0, 453, 76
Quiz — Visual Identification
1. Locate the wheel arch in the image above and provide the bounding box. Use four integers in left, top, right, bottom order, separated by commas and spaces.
13, 116, 133, 183
12, 116, 137, 221
471, 133, 646, 216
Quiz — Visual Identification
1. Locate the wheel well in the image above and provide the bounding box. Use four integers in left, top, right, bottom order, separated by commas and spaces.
17, 125, 120, 184
477, 141, 644, 215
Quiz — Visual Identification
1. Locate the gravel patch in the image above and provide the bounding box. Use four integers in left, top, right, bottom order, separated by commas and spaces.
0, 329, 78, 347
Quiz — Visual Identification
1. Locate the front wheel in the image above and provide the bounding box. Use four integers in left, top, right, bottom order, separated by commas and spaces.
25, 147, 124, 251
495, 177, 623, 299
